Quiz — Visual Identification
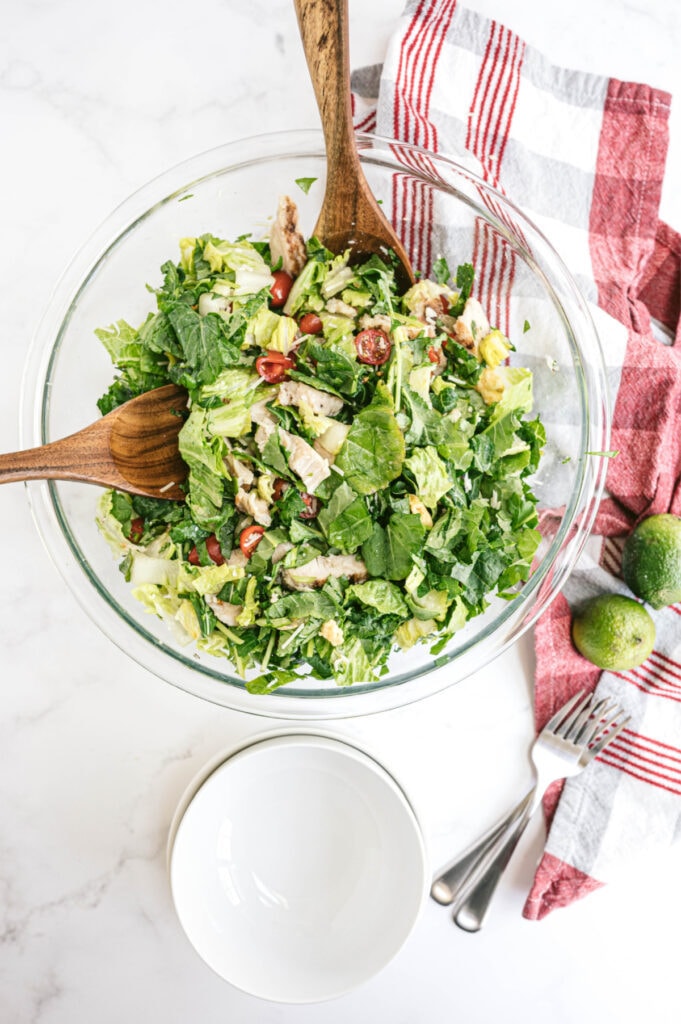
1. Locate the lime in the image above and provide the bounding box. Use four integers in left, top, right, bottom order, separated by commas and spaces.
571, 594, 655, 670
621, 513, 681, 609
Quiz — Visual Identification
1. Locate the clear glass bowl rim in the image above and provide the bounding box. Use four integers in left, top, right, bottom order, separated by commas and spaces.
20, 129, 611, 719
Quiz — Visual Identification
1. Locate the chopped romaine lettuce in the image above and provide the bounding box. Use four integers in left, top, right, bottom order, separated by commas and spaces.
95, 215, 544, 691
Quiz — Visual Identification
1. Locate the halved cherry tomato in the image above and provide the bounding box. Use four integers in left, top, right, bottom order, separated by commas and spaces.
270, 270, 293, 308
439, 294, 450, 314
427, 346, 440, 364
255, 350, 295, 384
205, 534, 225, 566
239, 524, 265, 559
299, 493, 320, 519
299, 312, 323, 335
188, 533, 224, 566
128, 516, 145, 543
272, 477, 289, 502
354, 328, 391, 366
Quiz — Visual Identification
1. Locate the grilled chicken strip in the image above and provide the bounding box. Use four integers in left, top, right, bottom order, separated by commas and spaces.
277, 380, 344, 417
282, 554, 368, 591
204, 595, 243, 626
269, 195, 307, 278
235, 487, 272, 527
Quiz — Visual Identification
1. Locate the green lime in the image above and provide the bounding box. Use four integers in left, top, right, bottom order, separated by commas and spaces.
571, 594, 655, 670
621, 513, 681, 609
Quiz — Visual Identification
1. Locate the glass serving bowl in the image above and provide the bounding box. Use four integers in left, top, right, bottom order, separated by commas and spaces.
22, 130, 609, 719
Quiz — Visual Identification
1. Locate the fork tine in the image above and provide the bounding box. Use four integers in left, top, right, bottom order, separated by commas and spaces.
573, 698, 618, 746
563, 694, 606, 742
553, 690, 594, 738
543, 689, 588, 733
586, 714, 631, 759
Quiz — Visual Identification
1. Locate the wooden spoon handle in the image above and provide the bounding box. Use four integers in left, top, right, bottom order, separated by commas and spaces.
0, 419, 120, 487
0, 385, 188, 500
293, 0, 363, 236
294, 0, 355, 162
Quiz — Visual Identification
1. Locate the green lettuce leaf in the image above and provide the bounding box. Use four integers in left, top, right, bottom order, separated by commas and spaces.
395, 616, 437, 649
305, 340, 360, 395
267, 591, 339, 624
335, 384, 405, 494
488, 367, 533, 423
201, 238, 273, 295
178, 407, 228, 527
176, 561, 245, 596
345, 579, 409, 618
404, 446, 452, 510
362, 513, 426, 581
406, 588, 449, 621
317, 482, 373, 553
401, 385, 473, 469
166, 304, 241, 385
331, 637, 376, 687
95, 320, 168, 413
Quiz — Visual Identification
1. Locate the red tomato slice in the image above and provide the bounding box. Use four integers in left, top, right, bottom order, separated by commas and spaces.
272, 477, 289, 502
299, 312, 323, 335
128, 516, 145, 543
354, 328, 391, 366
255, 350, 295, 384
188, 534, 224, 566
205, 534, 225, 565
427, 346, 440, 363
239, 525, 265, 559
270, 270, 293, 308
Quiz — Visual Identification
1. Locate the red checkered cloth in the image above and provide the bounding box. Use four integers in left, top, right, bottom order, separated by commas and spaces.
352, 0, 681, 919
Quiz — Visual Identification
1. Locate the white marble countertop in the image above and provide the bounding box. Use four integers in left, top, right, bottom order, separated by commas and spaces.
1, 1, 680, 1021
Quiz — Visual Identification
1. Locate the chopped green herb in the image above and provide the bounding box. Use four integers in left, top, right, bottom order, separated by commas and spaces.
432, 255, 451, 285
295, 177, 317, 195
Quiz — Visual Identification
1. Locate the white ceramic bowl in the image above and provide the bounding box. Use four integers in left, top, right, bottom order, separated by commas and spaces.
167, 732, 428, 1003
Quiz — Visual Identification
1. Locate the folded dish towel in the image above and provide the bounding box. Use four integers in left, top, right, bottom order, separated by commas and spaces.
353, 0, 681, 919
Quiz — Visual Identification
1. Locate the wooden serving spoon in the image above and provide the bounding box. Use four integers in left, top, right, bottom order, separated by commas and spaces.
3, 4, 410, 505
293, 0, 415, 290
0, 384, 189, 501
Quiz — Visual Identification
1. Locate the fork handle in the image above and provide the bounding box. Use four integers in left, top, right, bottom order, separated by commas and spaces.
432, 782, 532, 913
430, 791, 533, 905
451, 789, 540, 931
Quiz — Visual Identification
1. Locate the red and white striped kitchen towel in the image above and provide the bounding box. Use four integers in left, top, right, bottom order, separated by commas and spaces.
352, 0, 681, 919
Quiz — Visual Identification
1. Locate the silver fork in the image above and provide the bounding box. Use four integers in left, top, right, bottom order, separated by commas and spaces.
430, 689, 630, 931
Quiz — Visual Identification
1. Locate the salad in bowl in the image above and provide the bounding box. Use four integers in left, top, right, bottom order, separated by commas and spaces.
95, 196, 544, 694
